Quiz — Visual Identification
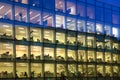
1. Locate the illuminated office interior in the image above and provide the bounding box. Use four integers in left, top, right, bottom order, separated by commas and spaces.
0, 0, 120, 80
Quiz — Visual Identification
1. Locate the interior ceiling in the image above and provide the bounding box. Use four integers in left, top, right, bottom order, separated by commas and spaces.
97, 0, 120, 7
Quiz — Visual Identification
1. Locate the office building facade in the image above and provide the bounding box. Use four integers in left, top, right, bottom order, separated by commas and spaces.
0, 0, 120, 80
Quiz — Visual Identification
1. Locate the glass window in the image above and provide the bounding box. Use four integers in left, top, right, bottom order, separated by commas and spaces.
104, 25, 111, 36
14, 0, 28, 4
68, 64, 76, 77
55, 15, 65, 29
78, 50, 86, 62
44, 64, 54, 77
87, 21, 95, 33
67, 49, 76, 61
96, 52, 103, 62
78, 65, 87, 77
104, 39, 111, 49
42, 12, 53, 27
56, 32, 65, 44
15, 6, 27, 22
97, 65, 104, 77
16, 63, 29, 78
30, 46, 42, 60
55, 0, 65, 12
44, 47, 54, 60
96, 7, 104, 21
105, 52, 111, 63
87, 65, 95, 77
112, 27, 118, 38
105, 9, 112, 23
87, 51, 95, 62
31, 63, 42, 78
77, 20, 85, 32
30, 27, 42, 42
43, 29, 54, 43
96, 36, 104, 49
67, 31, 76, 45
105, 66, 112, 77
77, 34, 86, 47
15, 26, 28, 41
96, 23, 103, 34
112, 12, 119, 24
87, 36, 95, 48
29, 0, 42, 7
29, 9, 41, 25
113, 66, 119, 77
0, 62, 13, 78
0, 23, 13, 39
66, 0, 76, 15
87, 5, 95, 19
77, 2, 85, 17
56, 64, 66, 77
66, 17, 76, 30
113, 54, 118, 63
112, 42, 118, 50
43, 0, 54, 10
56, 48, 65, 61
0, 42, 13, 60
0, 2, 12, 20
16, 45, 28, 60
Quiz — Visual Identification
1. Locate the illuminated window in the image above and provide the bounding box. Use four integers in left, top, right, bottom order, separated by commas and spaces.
44, 64, 54, 77
56, 32, 65, 44
87, 36, 95, 48
55, 0, 65, 12
77, 20, 85, 32
44, 47, 54, 60
78, 65, 87, 76
77, 34, 85, 47
43, 29, 54, 43
87, 65, 95, 76
96, 36, 104, 49
42, 12, 53, 27
68, 64, 76, 77
78, 50, 86, 62
14, 0, 28, 4
0, 23, 13, 39
56, 64, 66, 77
0, 62, 13, 78
105, 39, 111, 49
113, 66, 119, 77
0, 2, 12, 20
0, 42, 13, 60
29, 9, 41, 25
112, 27, 118, 38
96, 52, 103, 62
67, 49, 76, 61
30, 27, 42, 42
104, 25, 111, 36
56, 48, 65, 61
87, 21, 95, 33
16, 63, 29, 78
66, 0, 76, 15
30, 46, 42, 60
56, 15, 65, 29
105, 66, 112, 77
31, 63, 42, 78
87, 51, 95, 62
96, 23, 103, 34
113, 54, 118, 63
97, 65, 104, 77
112, 42, 118, 49
105, 52, 111, 63
66, 17, 76, 30
15, 26, 28, 40
16, 45, 28, 60
15, 6, 27, 22
67, 31, 76, 45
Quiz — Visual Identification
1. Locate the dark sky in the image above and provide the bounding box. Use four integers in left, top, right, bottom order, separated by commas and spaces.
97, 0, 120, 7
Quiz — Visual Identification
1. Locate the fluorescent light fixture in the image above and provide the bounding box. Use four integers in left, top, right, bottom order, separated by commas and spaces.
6, 29, 12, 31
18, 27, 24, 30
19, 63, 26, 66
5, 9, 11, 15
3, 43, 10, 46
15, 13, 19, 16
0, 6, 4, 10
32, 29, 38, 32
3, 25, 10, 27
20, 31, 25, 33
30, 14, 40, 20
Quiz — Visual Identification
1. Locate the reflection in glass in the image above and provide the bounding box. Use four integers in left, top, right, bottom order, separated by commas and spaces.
55, 0, 65, 12
66, 17, 76, 30
68, 64, 76, 77
56, 15, 65, 29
